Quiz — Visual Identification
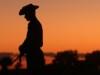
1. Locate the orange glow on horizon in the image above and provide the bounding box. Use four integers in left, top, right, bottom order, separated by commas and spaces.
0, 0, 100, 53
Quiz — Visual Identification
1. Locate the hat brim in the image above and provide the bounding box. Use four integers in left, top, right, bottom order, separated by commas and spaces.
34, 5, 39, 9
19, 4, 39, 15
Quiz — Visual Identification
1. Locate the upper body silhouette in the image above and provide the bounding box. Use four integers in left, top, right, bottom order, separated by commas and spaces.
19, 4, 45, 74
19, 4, 43, 53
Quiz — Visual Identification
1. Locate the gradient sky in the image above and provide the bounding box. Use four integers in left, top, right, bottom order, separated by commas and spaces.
0, 0, 100, 53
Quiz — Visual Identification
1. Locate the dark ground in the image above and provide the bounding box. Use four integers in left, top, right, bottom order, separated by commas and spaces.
1, 50, 100, 75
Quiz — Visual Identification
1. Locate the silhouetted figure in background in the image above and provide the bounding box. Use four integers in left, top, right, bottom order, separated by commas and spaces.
19, 4, 45, 75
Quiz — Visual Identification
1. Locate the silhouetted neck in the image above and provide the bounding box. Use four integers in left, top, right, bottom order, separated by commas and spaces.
29, 12, 38, 21
29, 16, 37, 21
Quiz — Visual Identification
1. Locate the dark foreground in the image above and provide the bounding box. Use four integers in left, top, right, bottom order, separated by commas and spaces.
1, 50, 100, 75
0, 64, 100, 75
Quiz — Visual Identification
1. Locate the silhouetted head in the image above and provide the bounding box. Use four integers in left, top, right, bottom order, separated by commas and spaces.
19, 4, 39, 21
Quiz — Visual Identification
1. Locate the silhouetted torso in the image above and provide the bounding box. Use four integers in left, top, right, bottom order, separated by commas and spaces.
26, 17, 43, 48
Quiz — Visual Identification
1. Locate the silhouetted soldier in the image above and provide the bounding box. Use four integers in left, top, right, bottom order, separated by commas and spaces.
19, 4, 45, 75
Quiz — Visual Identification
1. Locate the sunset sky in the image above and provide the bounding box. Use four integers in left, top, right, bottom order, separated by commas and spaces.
0, 0, 100, 53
